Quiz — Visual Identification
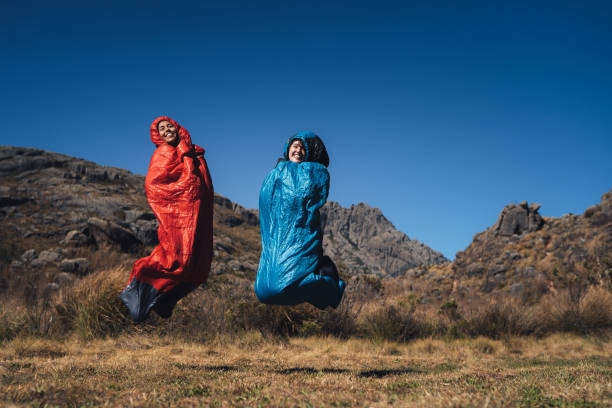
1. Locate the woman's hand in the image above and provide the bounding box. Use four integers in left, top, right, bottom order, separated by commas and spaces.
176, 140, 197, 161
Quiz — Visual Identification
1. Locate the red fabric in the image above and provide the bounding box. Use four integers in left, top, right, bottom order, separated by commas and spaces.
127, 116, 214, 292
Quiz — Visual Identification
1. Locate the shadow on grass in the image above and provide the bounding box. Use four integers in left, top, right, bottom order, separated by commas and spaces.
205, 365, 239, 372
170, 363, 238, 372
275, 367, 350, 375
274, 366, 425, 377
358, 368, 423, 378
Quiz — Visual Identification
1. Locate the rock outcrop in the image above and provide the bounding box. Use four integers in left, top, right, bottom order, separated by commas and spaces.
450, 192, 612, 299
393, 190, 611, 305
492, 201, 543, 236
320, 202, 448, 277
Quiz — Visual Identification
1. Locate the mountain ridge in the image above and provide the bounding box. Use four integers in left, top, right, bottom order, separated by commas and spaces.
2, 145, 608, 307
0, 145, 446, 300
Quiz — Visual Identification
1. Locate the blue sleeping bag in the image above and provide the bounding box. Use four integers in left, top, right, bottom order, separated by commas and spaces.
254, 132, 346, 309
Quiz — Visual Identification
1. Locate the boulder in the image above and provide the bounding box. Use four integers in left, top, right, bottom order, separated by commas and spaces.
493, 201, 543, 236
54, 272, 76, 287
488, 265, 508, 276
61, 230, 89, 246
466, 262, 484, 276
56, 246, 76, 258
214, 241, 235, 255
87, 217, 140, 252
124, 210, 155, 224
31, 250, 62, 267
21, 249, 37, 263
59, 258, 92, 275
129, 219, 158, 246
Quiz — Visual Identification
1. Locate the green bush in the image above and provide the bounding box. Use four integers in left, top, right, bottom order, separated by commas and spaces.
298, 320, 322, 337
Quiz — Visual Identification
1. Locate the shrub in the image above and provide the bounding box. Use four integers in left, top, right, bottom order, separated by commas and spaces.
465, 302, 523, 338
579, 286, 612, 331
439, 299, 461, 322
52, 267, 131, 339
318, 304, 358, 338
0, 300, 43, 341
359, 304, 429, 342
298, 320, 322, 337
6, 258, 612, 343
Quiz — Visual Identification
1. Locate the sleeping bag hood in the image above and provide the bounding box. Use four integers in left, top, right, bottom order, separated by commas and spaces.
283, 131, 330, 167
120, 116, 214, 322
255, 132, 345, 309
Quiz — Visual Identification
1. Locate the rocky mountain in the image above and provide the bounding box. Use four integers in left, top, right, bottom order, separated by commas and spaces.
405, 190, 612, 303
0, 146, 260, 299
0, 146, 446, 300
454, 191, 611, 293
320, 202, 447, 277
5, 145, 605, 309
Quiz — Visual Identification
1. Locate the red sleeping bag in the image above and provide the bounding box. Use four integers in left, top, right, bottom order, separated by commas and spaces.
120, 116, 214, 322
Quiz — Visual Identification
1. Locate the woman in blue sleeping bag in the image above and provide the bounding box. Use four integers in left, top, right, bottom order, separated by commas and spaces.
255, 132, 346, 309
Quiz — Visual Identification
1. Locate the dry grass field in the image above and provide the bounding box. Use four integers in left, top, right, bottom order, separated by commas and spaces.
1, 266, 612, 406
1, 333, 610, 407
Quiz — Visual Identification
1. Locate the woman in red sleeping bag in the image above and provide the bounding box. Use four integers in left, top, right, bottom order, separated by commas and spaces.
120, 116, 214, 322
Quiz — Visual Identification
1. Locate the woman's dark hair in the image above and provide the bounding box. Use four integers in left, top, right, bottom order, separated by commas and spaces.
305, 135, 330, 167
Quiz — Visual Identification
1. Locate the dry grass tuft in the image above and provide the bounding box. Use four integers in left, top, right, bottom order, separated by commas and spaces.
580, 285, 612, 330
52, 267, 132, 339
0, 298, 42, 340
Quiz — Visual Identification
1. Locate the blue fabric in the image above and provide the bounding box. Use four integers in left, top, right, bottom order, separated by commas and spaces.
255, 135, 345, 309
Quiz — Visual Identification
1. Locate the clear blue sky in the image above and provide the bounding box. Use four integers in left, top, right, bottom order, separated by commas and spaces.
2, 1, 611, 259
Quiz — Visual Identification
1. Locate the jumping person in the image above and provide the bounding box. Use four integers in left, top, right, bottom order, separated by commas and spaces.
255, 131, 345, 309
120, 117, 214, 322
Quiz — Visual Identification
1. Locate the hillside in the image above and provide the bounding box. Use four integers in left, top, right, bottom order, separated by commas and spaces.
0, 146, 446, 302
1, 145, 609, 312
402, 190, 612, 305
0, 145, 610, 347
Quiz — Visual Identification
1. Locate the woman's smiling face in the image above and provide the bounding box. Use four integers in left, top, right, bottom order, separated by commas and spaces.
158, 120, 178, 146
288, 140, 305, 163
